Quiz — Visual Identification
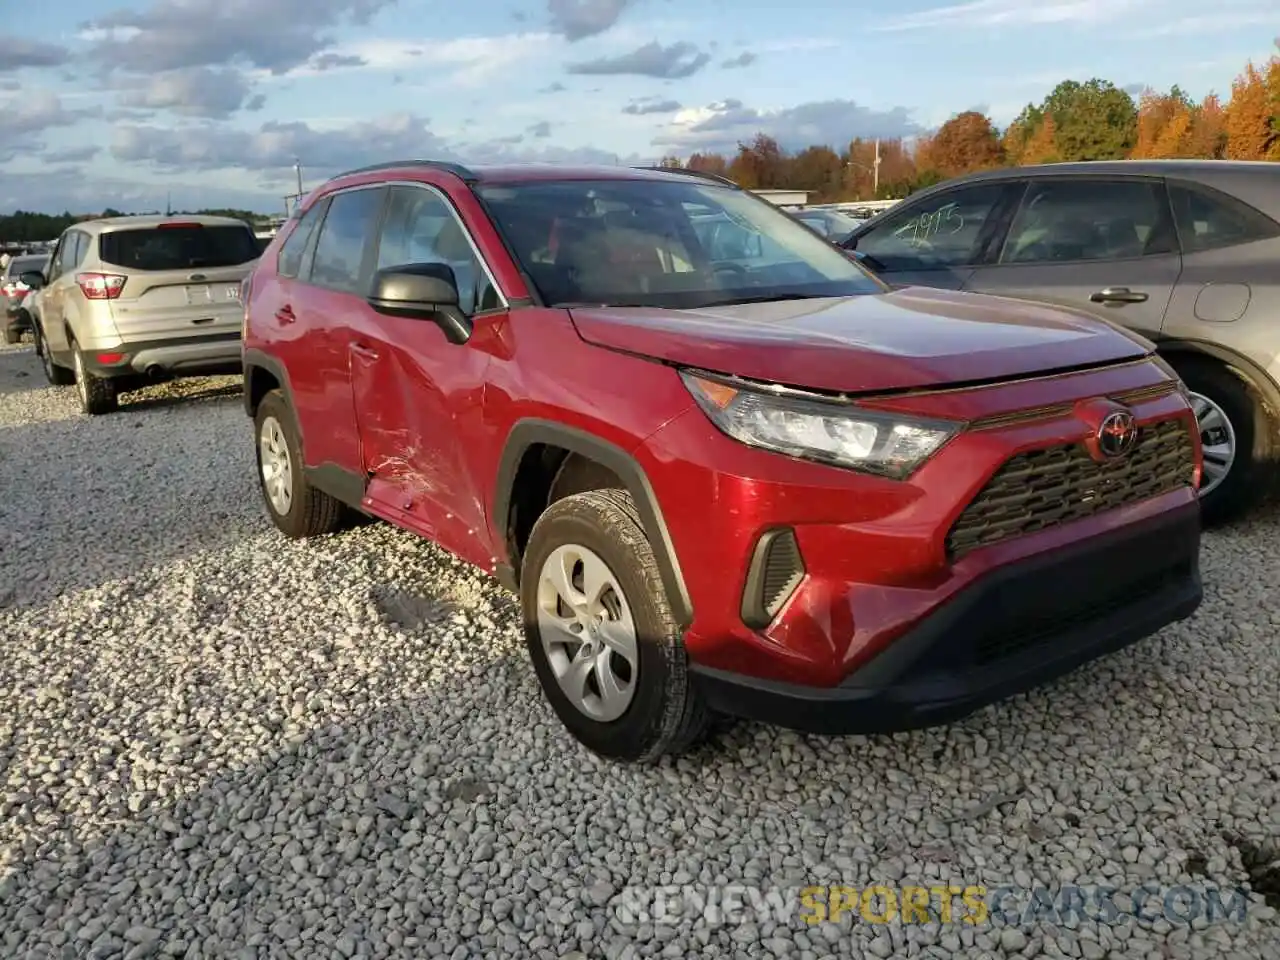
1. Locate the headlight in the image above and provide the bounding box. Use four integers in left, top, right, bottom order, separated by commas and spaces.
681, 370, 959, 480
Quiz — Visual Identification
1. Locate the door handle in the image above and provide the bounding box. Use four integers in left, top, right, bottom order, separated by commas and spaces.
274, 306, 296, 324
1090, 287, 1148, 305
350, 342, 379, 361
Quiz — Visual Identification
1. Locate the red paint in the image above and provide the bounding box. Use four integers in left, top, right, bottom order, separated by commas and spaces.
244, 164, 1202, 691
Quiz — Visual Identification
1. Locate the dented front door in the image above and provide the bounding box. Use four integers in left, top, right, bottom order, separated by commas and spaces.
347, 308, 493, 566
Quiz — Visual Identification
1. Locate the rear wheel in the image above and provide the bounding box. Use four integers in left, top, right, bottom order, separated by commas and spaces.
1170, 357, 1270, 526
520, 488, 709, 763
34, 322, 74, 386
71, 340, 119, 415
254, 389, 346, 538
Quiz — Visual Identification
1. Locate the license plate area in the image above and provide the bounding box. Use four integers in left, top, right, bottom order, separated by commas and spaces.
184, 284, 212, 305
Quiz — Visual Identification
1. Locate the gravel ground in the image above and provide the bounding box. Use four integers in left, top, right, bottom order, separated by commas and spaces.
0, 338, 1277, 960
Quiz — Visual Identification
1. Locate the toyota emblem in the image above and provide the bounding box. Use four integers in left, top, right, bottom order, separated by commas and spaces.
1097, 411, 1138, 458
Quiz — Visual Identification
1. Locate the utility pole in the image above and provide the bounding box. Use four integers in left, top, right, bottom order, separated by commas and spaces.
873, 139, 881, 197
294, 159, 303, 198
165, 191, 172, 216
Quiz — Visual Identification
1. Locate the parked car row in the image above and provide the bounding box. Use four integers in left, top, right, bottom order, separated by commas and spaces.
19, 160, 1274, 763
3, 253, 49, 344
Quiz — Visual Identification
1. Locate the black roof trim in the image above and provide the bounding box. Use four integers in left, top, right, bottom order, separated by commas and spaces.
333, 159, 477, 182
635, 166, 740, 188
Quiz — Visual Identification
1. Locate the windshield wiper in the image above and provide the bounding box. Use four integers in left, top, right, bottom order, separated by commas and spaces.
703, 292, 831, 307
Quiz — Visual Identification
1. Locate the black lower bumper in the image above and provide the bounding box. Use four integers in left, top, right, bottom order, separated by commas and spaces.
692, 501, 1203, 735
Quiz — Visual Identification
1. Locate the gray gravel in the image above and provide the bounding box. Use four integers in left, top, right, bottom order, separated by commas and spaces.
1, 339, 1278, 960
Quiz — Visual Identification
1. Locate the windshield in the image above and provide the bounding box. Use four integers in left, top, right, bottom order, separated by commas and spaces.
796, 209, 862, 240
99, 225, 259, 271
5, 257, 45, 278
475, 178, 884, 309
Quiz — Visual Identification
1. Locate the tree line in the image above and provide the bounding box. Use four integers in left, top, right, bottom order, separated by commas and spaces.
0, 208, 265, 244
663, 52, 1280, 202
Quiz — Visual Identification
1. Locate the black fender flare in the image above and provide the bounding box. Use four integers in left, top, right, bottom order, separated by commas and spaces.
242, 348, 295, 418
1156, 339, 1280, 451
493, 419, 693, 628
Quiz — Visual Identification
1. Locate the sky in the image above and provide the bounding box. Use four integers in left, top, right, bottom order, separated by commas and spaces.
1, 0, 1276, 215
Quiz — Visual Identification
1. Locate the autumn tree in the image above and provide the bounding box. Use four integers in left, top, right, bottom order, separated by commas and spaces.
917, 111, 1004, 178
1001, 105, 1043, 164
1132, 86, 1193, 158
727, 134, 788, 189
1020, 115, 1060, 164
685, 152, 729, 176
1040, 79, 1137, 160
1186, 94, 1228, 159
1225, 60, 1276, 159
788, 145, 845, 202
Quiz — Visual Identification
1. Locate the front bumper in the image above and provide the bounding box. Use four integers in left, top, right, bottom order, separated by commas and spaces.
691, 500, 1202, 734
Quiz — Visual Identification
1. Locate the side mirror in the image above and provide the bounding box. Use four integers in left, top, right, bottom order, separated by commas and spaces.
368, 263, 471, 344
19, 271, 45, 289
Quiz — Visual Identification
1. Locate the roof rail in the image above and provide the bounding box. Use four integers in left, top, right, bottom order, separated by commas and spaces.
333, 159, 478, 182
637, 166, 739, 188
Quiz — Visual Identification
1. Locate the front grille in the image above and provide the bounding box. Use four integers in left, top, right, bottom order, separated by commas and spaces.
946, 419, 1196, 560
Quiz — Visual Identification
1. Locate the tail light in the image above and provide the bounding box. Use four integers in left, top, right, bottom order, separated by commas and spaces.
76, 273, 127, 300
240, 275, 253, 339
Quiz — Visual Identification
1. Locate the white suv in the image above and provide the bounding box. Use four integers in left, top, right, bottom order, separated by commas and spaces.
21, 215, 260, 414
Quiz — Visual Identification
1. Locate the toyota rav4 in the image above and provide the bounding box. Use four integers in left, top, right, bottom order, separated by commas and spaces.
241, 162, 1204, 763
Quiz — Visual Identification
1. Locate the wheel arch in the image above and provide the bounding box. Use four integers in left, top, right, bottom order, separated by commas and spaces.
1157, 339, 1280, 459
493, 419, 693, 628
242, 348, 293, 419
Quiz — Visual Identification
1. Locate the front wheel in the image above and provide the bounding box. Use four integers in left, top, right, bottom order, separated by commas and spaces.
1173, 358, 1271, 526
520, 488, 709, 763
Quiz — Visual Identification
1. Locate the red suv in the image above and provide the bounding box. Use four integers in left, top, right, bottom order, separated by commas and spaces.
242, 161, 1204, 763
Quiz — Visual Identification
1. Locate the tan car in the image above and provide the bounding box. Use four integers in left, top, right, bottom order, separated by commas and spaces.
842, 160, 1280, 526
20, 214, 260, 414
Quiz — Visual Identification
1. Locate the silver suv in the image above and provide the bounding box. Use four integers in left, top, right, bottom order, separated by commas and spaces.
20, 215, 260, 414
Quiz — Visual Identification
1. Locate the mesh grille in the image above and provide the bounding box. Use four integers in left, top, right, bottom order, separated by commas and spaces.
947, 419, 1196, 560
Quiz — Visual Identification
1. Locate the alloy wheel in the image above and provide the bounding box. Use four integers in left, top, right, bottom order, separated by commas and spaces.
1189, 391, 1237, 497
535, 543, 639, 722
258, 415, 294, 515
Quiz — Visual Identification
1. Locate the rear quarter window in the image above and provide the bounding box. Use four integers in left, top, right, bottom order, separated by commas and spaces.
99, 225, 260, 271
1169, 181, 1280, 254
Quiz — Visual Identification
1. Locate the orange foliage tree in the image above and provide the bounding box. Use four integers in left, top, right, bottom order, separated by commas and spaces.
917, 111, 1004, 178
661, 52, 1279, 201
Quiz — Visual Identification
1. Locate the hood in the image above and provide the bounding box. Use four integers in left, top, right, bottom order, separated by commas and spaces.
568, 286, 1151, 394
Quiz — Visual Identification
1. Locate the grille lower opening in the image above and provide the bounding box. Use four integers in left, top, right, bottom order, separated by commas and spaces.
947, 419, 1196, 561
742, 528, 805, 629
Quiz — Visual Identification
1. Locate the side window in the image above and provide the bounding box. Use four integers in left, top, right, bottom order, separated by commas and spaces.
69, 232, 87, 268
308, 188, 385, 294
854, 183, 1009, 271
277, 202, 326, 279
1169, 181, 1280, 254
1000, 179, 1174, 265
54, 233, 79, 276
374, 185, 500, 314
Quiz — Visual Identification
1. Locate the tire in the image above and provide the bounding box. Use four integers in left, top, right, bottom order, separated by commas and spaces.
520, 488, 709, 763
254, 389, 346, 538
71, 339, 118, 415
34, 323, 74, 386
1169, 357, 1271, 527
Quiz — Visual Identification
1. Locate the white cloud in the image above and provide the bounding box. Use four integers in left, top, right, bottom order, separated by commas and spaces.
876, 0, 1153, 31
